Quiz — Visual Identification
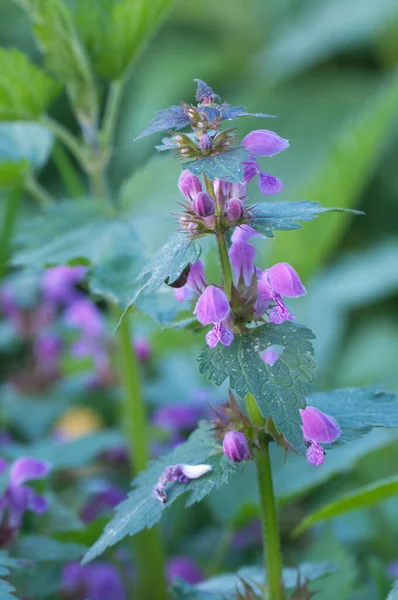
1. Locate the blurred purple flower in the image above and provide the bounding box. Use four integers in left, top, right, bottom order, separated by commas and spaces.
0, 457, 51, 528
232, 519, 262, 550
64, 298, 104, 338
133, 336, 152, 363
62, 561, 127, 600
300, 406, 341, 466
152, 404, 204, 434
167, 556, 204, 584
42, 266, 86, 306
81, 482, 126, 523
33, 332, 63, 379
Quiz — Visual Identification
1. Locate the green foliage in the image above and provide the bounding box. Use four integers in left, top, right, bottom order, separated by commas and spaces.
83, 423, 242, 563
308, 386, 398, 443
0, 122, 54, 170
14, 535, 85, 563
172, 561, 335, 598
0, 47, 59, 120
387, 581, 398, 600
14, 0, 97, 122
183, 147, 250, 183
132, 231, 201, 299
272, 71, 398, 279
295, 475, 398, 535
249, 201, 361, 238
70, 0, 173, 80
0, 552, 19, 600
198, 322, 316, 453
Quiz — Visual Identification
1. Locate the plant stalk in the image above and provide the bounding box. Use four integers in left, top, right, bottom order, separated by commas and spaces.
0, 188, 21, 280
117, 313, 168, 600
25, 177, 54, 207
246, 394, 284, 600
52, 143, 85, 198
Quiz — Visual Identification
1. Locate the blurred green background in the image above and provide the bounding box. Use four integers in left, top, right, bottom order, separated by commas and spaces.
1, 2, 398, 598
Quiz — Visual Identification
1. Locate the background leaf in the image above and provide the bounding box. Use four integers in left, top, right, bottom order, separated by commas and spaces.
0, 122, 53, 171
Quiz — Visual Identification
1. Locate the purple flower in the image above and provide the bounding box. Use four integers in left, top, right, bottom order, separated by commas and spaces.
0, 457, 51, 528
42, 265, 86, 306
255, 263, 305, 324
192, 191, 215, 217
242, 129, 289, 156
223, 431, 251, 463
231, 224, 263, 244
194, 286, 229, 325
300, 406, 341, 466
64, 298, 104, 338
229, 242, 256, 287
133, 336, 152, 363
152, 405, 204, 434
199, 133, 213, 150
205, 322, 234, 349
243, 158, 283, 196
33, 332, 63, 378
167, 556, 204, 584
213, 179, 231, 199
62, 561, 127, 600
81, 482, 126, 523
175, 260, 207, 302
261, 347, 281, 366
178, 170, 202, 199
225, 198, 244, 221
153, 463, 212, 504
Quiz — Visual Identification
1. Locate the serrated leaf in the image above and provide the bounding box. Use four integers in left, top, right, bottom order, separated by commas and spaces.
271, 71, 398, 279
222, 104, 274, 120
83, 423, 241, 563
173, 561, 335, 599
135, 105, 190, 140
0, 551, 19, 600
307, 385, 398, 444
198, 322, 316, 453
15, 0, 97, 121
295, 474, 398, 536
0, 122, 54, 171
0, 47, 59, 120
183, 147, 250, 183
249, 200, 362, 237
132, 231, 201, 300
71, 0, 172, 80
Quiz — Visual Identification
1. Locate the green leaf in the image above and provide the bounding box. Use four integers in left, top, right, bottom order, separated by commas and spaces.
198, 322, 316, 453
295, 474, 398, 536
183, 147, 250, 183
249, 200, 362, 238
0, 551, 19, 600
172, 561, 335, 599
132, 231, 201, 299
15, 0, 97, 122
70, 0, 173, 80
3, 430, 124, 470
271, 71, 398, 279
0, 122, 54, 171
0, 47, 59, 120
307, 386, 398, 444
83, 423, 242, 563
14, 535, 85, 563
135, 105, 190, 140
387, 581, 398, 600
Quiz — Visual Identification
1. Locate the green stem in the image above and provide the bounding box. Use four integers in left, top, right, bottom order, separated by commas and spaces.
117, 313, 167, 600
89, 165, 108, 201
25, 177, 54, 207
52, 143, 85, 198
41, 116, 85, 165
246, 394, 284, 600
205, 175, 233, 300
102, 79, 125, 148
0, 188, 21, 280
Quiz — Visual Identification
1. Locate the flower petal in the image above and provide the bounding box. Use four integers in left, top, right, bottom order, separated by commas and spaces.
242, 130, 289, 156
194, 286, 230, 325
258, 173, 283, 195
10, 457, 51, 487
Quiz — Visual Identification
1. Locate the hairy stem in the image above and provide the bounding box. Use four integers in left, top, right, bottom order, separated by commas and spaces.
205, 175, 234, 300
117, 314, 167, 600
245, 394, 284, 600
0, 188, 21, 280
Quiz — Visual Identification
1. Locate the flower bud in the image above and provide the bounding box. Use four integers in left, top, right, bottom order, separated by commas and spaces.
178, 170, 203, 199
225, 198, 244, 221
199, 133, 212, 150
223, 431, 251, 463
192, 192, 214, 217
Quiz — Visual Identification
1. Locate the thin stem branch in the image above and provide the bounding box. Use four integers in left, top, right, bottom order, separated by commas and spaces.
0, 188, 21, 280
246, 394, 284, 600
52, 143, 85, 198
41, 115, 85, 165
102, 79, 125, 148
117, 313, 167, 600
25, 177, 54, 207
205, 175, 234, 300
